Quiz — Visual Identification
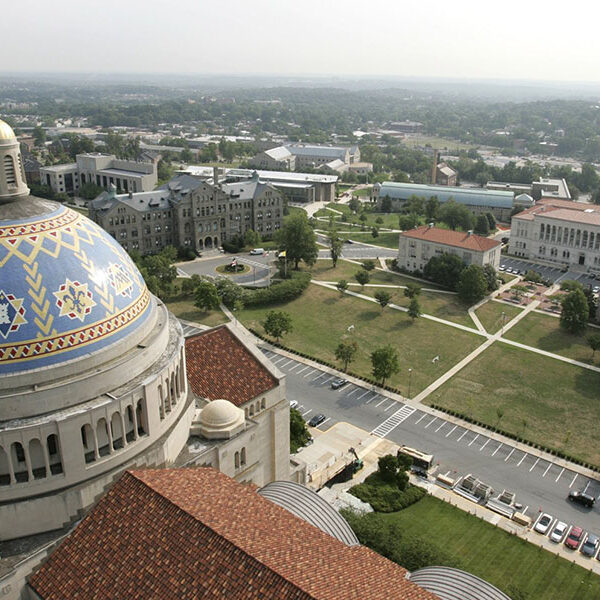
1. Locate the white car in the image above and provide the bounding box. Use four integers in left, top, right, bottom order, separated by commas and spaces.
506, 268, 513, 274
499, 265, 506, 272
550, 521, 568, 543
593, 286, 600, 294
534, 513, 554, 535
249, 248, 265, 255
289, 400, 298, 409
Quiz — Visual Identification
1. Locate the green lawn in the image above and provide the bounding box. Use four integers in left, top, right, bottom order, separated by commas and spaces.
344, 231, 399, 249
402, 134, 475, 151
429, 343, 600, 466
475, 300, 523, 333
166, 298, 228, 328
354, 187, 373, 197
238, 283, 481, 396
505, 311, 598, 364
376, 496, 600, 600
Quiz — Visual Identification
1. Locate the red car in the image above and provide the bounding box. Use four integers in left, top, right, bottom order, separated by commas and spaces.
565, 526, 584, 550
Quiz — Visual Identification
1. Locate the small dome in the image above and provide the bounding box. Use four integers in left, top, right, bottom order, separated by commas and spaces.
0, 119, 16, 141
198, 399, 245, 439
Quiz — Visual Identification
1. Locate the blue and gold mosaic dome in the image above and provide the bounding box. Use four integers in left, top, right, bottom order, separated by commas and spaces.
0, 201, 154, 374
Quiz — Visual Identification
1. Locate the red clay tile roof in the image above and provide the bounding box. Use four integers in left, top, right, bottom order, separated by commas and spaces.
185, 325, 278, 407
538, 198, 598, 211
401, 226, 500, 252
29, 468, 438, 600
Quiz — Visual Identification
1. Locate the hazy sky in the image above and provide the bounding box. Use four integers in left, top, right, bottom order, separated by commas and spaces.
3, 0, 600, 82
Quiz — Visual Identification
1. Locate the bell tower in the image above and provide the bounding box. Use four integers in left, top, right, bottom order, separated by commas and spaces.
0, 119, 30, 201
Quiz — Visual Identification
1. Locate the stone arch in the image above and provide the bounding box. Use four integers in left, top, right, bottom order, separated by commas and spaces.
96, 419, 110, 456
136, 400, 146, 435
47, 434, 63, 473
241, 447, 246, 466
204, 236, 213, 248
11, 442, 28, 482
125, 405, 135, 442
158, 384, 165, 419
170, 372, 176, 405
234, 451, 240, 469
111, 412, 124, 450
164, 378, 172, 412
175, 365, 180, 398
261, 398, 266, 410
0, 446, 10, 485
213, 236, 218, 247
81, 423, 95, 463
249, 405, 254, 417
197, 238, 204, 249
29, 438, 46, 479
3, 155, 16, 185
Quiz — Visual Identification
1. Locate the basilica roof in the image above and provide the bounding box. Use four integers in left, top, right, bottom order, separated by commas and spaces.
0, 198, 154, 374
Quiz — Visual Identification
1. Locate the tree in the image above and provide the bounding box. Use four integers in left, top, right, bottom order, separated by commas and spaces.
336, 279, 349, 295
263, 310, 293, 342
425, 196, 439, 220
33, 126, 46, 147
244, 229, 261, 248
215, 278, 244, 308
78, 182, 104, 200
335, 340, 358, 372
375, 290, 392, 309
375, 216, 383, 225
403, 282, 421, 298
588, 334, 600, 358
370, 345, 400, 386
359, 213, 368, 223
457, 264, 488, 304
377, 455, 400, 484
290, 407, 311, 453
423, 253, 465, 290
485, 212, 496, 230
362, 259, 376, 271
349, 196, 360, 213
276, 211, 318, 269
439, 200, 473, 231
381, 195, 392, 213
474, 214, 490, 235
329, 231, 343, 268
482, 264, 499, 292
408, 298, 421, 321
355, 270, 370, 288
560, 289, 589, 334
193, 280, 220, 312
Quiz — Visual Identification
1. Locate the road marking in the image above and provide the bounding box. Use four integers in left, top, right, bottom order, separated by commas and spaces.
279, 359, 293, 368
492, 443, 502, 456
468, 433, 480, 447
366, 393, 378, 404
288, 363, 303, 372
347, 387, 360, 397
435, 421, 446, 433
415, 413, 427, 425
322, 376, 335, 385
523, 505, 529, 515
456, 429, 468, 442
504, 448, 515, 462
371, 405, 416, 438
312, 372, 326, 382
375, 398, 387, 408
445, 425, 457, 438
301, 409, 312, 417
320, 417, 331, 427
570, 473, 578, 488
296, 365, 310, 375
356, 390, 371, 401
303, 369, 316, 378
555, 468, 564, 483
583, 481, 591, 494
517, 453, 527, 467
479, 438, 490, 452
529, 457, 540, 472
424, 417, 437, 429
384, 402, 396, 412
542, 463, 553, 477
272, 356, 287, 364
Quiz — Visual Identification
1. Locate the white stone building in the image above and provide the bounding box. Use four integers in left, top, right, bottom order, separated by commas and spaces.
398, 225, 501, 272
509, 199, 600, 273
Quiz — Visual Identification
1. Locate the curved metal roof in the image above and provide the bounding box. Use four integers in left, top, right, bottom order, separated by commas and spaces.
258, 480, 360, 546
377, 182, 514, 209
409, 566, 512, 600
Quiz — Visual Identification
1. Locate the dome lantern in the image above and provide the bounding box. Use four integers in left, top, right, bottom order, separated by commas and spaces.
0, 119, 30, 201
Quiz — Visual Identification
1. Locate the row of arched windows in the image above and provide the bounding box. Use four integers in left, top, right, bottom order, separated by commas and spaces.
0, 434, 62, 485
245, 398, 266, 419
234, 447, 247, 469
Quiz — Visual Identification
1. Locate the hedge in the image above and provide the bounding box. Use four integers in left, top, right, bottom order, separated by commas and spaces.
242, 272, 311, 307
349, 481, 425, 513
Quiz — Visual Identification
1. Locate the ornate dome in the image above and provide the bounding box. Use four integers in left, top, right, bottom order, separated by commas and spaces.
0, 119, 16, 141
198, 399, 245, 439
0, 199, 155, 375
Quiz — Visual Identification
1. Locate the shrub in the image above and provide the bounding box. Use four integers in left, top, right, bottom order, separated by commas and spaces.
349, 480, 425, 512
242, 272, 311, 307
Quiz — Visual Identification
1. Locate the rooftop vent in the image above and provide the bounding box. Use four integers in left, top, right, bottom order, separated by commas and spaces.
467, 230, 473, 236
428, 222, 434, 228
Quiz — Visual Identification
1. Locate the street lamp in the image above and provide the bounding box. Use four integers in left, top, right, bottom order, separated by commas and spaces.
408, 368, 413, 400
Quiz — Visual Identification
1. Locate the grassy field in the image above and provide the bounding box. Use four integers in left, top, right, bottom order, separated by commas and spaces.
504, 311, 598, 364
376, 496, 600, 600
475, 300, 523, 333
345, 231, 399, 249
402, 134, 475, 151
429, 343, 600, 465
166, 298, 228, 328
354, 187, 373, 197
238, 283, 481, 395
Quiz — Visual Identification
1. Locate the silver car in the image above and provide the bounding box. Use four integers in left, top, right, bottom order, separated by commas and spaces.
550, 520, 568, 543
534, 513, 553, 535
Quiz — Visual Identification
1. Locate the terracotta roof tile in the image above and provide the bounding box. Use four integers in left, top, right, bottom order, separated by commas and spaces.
185, 325, 278, 407
29, 468, 438, 600
401, 226, 500, 252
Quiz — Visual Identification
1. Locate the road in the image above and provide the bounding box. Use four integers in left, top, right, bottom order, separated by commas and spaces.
265, 348, 600, 537
177, 253, 274, 287
316, 235, 397, 260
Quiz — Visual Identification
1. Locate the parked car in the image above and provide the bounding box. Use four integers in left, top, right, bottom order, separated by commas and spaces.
331, 378, 348, 390
550, 521, 569, 543
499, 265, 506, 272
289, 400, 298, 409
593, 286, 600, 294
565, 526, 584, 550
506, 268, 513, 273
568, 490, 595, 507
249, 248, 265, 255
534, 513, 553, 535
308, 414, 326, 427
581, 534, 599, 557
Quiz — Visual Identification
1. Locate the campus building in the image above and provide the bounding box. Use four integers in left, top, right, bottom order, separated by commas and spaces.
509, 198, 600, 273
39, 153, 157, 196
487, 177, 571, 201
180, 165, 337, 204
250, 143, 359, 172
89, 170, 284, 255
373, 181, 525, 222
398, 224, 501, 272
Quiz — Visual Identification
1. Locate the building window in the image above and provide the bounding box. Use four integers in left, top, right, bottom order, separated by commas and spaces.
234, 451, 240, 469
241, 447, 246, 466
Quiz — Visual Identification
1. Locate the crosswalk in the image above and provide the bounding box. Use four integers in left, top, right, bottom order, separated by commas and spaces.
371, 405, 416, 438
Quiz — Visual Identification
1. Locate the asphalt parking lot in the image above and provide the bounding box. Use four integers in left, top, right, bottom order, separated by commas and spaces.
264, 347, 600, 536
501, 256, 599, 289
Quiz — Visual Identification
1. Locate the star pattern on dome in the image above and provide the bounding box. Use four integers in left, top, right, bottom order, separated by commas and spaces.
53, 279, 96, 322
0, 290, 27, 339
108, 263, 134, 298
